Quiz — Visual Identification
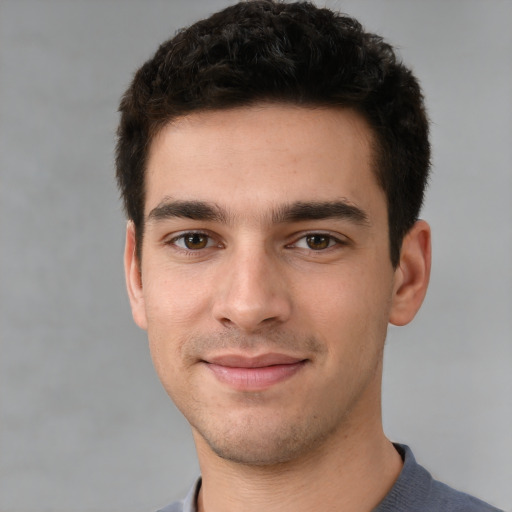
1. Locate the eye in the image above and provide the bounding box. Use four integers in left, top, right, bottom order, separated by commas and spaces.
171, 232, 217, 250
292, 233, 342, 251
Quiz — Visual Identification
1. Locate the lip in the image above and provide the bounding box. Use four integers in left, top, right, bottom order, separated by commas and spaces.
202, 353, 307, 391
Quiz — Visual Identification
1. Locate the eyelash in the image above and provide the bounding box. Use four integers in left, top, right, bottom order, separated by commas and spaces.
165, 231, 347, 255
166, 231, 222, 253
287, 233, 347, 251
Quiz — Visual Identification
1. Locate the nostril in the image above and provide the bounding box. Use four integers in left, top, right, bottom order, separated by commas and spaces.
219, 317, 234, 328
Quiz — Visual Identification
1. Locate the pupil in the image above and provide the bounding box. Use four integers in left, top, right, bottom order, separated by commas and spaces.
186, 234, 207, 249
307, 235, 329, 250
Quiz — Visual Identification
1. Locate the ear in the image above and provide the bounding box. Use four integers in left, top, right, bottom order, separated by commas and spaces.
389, 220, 431, 326
124, 221, 148, 330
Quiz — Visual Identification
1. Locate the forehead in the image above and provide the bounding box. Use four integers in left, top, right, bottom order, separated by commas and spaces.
144, 104, 384, 222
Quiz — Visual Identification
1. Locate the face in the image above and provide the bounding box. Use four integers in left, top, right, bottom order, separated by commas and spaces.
125, 104, 429, 466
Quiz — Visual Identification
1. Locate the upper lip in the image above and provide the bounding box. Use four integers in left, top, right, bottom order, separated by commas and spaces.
203, 353, 306, 368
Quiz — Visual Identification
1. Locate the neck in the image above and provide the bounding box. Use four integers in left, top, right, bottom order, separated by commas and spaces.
194, 414, 402, 512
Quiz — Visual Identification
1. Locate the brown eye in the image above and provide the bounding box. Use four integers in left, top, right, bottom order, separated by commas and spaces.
305, 234, 331, 250
183, 233, 210, 250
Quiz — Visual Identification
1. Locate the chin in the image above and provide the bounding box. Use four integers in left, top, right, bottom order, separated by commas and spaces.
207, 437, 310, 467
193, 410, 340, 467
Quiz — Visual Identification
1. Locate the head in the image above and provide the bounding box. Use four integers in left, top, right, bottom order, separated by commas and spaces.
117, 0, 432, 468
116, 0, 430, 268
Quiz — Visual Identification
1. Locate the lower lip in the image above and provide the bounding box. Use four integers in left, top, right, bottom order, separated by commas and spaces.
205, 361, 306, 391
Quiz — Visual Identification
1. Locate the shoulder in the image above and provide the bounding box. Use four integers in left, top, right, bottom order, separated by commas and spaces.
156, 502, 185, 512
375, 444, 504, 512
156, 477, 201, 512
428, 479, 504, 512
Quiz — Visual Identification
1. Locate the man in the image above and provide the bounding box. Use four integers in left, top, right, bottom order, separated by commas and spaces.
115, 1, 503, 511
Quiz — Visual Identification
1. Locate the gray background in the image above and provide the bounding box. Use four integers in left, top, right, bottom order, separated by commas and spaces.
0, 0, 510, 511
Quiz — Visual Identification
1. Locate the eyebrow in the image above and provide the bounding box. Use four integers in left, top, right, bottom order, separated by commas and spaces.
272, 201, 370, 225
147, 199, 228, 223
147, 198, 370, 226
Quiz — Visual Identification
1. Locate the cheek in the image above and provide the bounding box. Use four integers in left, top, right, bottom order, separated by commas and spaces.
142, 270, 212, 385
143, 264, 212, 326
298, 264, 393, 347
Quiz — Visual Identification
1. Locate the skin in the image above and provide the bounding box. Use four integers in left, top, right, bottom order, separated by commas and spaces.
125, 104, 431, 512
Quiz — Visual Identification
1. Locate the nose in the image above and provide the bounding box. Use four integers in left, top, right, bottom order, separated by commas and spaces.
212, 243, 292, 332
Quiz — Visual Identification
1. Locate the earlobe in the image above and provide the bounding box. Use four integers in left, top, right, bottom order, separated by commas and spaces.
124, 221, 148, 330
389, 220, 431, 326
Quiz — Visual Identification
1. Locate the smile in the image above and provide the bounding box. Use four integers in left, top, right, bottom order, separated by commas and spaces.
202, 354, 308, 391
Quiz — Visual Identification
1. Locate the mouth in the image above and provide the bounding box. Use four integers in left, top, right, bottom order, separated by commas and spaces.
201, 353, 308, 391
